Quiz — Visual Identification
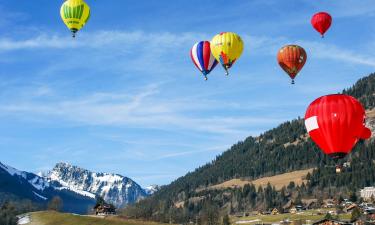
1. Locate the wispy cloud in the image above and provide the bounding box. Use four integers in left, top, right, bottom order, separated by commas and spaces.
297, 40, 375, 67
0, 83, 286, 135
154, 145, 227, 160
1, 30, 375, 69
0, 31, 201, 52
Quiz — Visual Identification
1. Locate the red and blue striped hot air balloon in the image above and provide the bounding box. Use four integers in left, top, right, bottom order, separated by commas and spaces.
190, 41, 218, 80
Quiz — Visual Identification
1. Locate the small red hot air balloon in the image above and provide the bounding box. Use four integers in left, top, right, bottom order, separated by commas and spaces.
311, 12, 332, 38
277, 45, 307, 84
305, 94, 371, 159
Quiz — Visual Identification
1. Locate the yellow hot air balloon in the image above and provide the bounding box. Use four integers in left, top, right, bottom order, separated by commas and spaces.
60, 0, 91, 38
210, 32, 244, 75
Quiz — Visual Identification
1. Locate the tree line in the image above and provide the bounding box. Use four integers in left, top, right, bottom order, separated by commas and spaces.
121, 73, 375, 224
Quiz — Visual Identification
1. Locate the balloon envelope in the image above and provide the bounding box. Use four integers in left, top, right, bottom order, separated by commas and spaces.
210, 32, 244, 74
305, 94, 371, 159
277, 45, 307, 83
190, 41, 218, 80
311, 12, 332, 37
60, 0, 91, 37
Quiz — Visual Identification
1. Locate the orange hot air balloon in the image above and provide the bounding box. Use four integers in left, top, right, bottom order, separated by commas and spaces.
277, 45, 307, 84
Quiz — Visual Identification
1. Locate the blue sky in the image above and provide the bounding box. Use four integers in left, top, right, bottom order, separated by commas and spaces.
1, 0, 375, 187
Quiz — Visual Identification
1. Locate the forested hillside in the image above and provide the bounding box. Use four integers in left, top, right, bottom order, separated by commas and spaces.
122, 73, 375, 224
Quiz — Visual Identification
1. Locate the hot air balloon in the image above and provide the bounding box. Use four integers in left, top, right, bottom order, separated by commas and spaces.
60, 0, 91, 38
277, 45, 307, 84
190, 41, 218, 80
305, 94, 371, 159
210, 32, 244, 75
311, 12, 332, 38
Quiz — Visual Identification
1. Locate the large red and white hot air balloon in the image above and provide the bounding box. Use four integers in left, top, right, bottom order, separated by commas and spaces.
305, 94, 371, 159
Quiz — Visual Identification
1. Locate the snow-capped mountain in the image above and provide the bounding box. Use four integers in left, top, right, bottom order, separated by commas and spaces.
0, 161, 150, 213
44, 162, 148, 208
0, 162, 53, 195
0, 162, 95, 214
144, 185, 160, 195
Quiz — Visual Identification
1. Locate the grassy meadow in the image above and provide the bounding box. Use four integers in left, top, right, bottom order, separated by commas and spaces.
231, 209, 352, 224
27, 211, 174, 225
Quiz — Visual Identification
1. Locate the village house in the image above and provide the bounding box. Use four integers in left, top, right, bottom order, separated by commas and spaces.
360, 187, 375, 200
94, 203, 116, 216
289, 207, 297, 214
271, 208, 280, 215
344, 204, 358, 213
323, 199, 336, 208
303, 199, 319, 210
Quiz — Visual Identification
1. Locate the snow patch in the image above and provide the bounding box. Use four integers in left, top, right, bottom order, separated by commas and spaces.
17, 214, 31, 225
0, 162, 25, 178
29, 176, 50, 191
33, 191, 47, 200
145, 185, 160, 195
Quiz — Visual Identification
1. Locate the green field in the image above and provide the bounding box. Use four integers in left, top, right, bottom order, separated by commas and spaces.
232, 209, 352, 224
27, 211, 174, 225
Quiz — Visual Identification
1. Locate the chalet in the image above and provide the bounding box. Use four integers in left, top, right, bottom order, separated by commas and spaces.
335, 165, 343, 174
289, 207, 297, 214
271, 208, 280, 215
345, 204, 358, 213
295, 205, 304, 211
303, 199, 319, 209
94, 203, 116, 216
323, 199, 336, 208
312, 219, 351, 225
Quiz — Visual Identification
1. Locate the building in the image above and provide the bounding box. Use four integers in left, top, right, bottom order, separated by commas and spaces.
94, 203, 116, 216
271, 208, 280, 215
360, 187, 375, 200
323, 199, 336, 208
289, 207, 297, 214
344, 204, 358, 213
303, 199, 319, 209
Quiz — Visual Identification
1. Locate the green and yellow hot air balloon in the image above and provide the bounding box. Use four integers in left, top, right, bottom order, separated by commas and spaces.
210, 32, 244, 75
60, 0, 90, 38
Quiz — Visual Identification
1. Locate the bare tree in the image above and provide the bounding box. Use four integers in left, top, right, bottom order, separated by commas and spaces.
48, 196, 63, 212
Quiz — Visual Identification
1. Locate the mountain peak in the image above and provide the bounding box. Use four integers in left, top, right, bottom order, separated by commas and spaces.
145, 185, 160, 195
53, 162, 87, 172
47, 162, 148, 207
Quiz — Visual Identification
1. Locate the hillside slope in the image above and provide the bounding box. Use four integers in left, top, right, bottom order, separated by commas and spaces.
203, 168, 314, 191
123, 73, 375, 223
